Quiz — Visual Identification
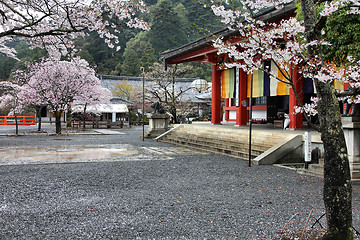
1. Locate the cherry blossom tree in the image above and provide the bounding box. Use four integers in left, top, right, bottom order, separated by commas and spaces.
0, 0, 149, 59
14, 58, 112, 134
210, 0, 360, 239
0, 81, 23, 135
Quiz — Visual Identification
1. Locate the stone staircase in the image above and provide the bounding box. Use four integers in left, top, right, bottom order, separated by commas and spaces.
301, 159, 360, 183
156, 124, 303, 165
308, 159, 324, 176
296, 159, 324, 178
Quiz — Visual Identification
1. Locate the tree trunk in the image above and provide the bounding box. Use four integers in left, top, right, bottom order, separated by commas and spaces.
55, 111, 62, 134
128, 111, 131, 128
300, 0, 353, 238
170, 105, 177, 123
36, 106, 43, 132
14, 114, 18, 135
82, 104, 87, 130
316, 81, 353, 240
66, 108, 72, 128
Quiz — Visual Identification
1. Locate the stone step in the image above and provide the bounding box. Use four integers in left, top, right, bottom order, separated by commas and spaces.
163, 135, 258, 160
297, 159, 324, 178
352, 171, 360, 179
165, 136, 262, 157
171, 129, 276, 146
175, 131, 284, 148
168, 132, 272, 152
161, 125, 285, 161
161, 138, 257, 160
308, 163, 324, 174
178, 126, 286, 142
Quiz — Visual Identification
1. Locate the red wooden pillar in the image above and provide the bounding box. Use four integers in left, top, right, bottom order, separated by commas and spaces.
224, 98, 230, 121
236, 68, 248, 125
211, 65, 222, 124
289, 66, 303, 129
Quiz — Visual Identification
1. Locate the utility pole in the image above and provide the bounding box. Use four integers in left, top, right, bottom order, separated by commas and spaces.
248, 74, 253, 167
141, 67, 145, 141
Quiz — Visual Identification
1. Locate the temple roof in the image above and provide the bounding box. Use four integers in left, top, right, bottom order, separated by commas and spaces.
160, 2, 297, 66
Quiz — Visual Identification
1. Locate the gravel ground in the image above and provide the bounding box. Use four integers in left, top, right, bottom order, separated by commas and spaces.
1, 125, 360, 239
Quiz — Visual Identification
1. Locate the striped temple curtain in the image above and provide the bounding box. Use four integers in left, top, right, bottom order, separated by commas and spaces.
229, 68, 235, 98
276, 66, 290, 96
222, 61, 304, 100
235, 67, 240, 106
270, 61, 279, 96
220, 63, 350, 100
247, 69, 265, 98
221, 68, 236, 99
334, 80, 344, 91
221, 70, 228, 98
247, 61, 290, 97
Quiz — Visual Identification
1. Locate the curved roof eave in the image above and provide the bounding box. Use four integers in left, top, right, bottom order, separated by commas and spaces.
160, 2, 297, 66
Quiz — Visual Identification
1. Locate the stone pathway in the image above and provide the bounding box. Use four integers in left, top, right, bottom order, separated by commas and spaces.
93, 129, 125, 135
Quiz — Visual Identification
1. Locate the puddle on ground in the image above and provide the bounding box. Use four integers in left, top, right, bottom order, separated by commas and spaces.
0, 144, 138, 165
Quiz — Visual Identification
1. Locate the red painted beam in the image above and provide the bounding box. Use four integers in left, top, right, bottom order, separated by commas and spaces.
167, 45, 217, 64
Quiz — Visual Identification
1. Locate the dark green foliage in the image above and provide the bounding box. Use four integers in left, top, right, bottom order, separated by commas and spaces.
15, 41, 47, 61
117, 36, 156, 76
0, 40, 47, 80
0, 56, 17, 80
120, 49, 141, 76
148, 0, 189, 54
74, 32, 124, 73
323, 8, 360, 65
143, 0, 158, 5
186, 1, 225, 41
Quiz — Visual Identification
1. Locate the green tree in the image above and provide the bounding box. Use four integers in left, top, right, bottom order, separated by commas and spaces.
174, 3, 190, 32
112, 80, 138, 100
75, 27, 136, 74
119, 49, 140, 76
323, 8, 360, 65
119, 36, 156, 76
0, 40, 47, 80
148, 0, 188, 53
186, 2, 225, 41
143, 0, 158, 5
0, 56, 17, 80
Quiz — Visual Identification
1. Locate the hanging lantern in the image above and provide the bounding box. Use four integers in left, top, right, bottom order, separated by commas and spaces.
191, 79, 208, 93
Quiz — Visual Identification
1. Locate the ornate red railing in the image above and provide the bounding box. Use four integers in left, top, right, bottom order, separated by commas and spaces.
0, 116, 36, 125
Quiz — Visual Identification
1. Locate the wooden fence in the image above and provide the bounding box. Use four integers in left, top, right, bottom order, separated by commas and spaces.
72, 119, 127, 129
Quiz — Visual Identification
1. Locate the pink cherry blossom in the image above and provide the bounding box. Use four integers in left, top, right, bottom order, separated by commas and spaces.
0, 0, 149, 59
14, 57, 112, 133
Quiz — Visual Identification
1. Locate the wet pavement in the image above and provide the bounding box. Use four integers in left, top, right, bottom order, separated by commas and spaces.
0, 144, 138, 165
0, 125, 360, 239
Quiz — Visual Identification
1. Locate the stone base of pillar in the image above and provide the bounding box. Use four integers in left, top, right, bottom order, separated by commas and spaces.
145, 114, 169, 138
342, 116, 360, 184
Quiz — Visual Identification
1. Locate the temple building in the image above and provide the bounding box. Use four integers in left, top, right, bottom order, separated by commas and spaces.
161, 2, 317, 129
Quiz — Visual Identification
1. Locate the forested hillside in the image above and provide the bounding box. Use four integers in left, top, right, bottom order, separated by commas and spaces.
0, 0, 228, 80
